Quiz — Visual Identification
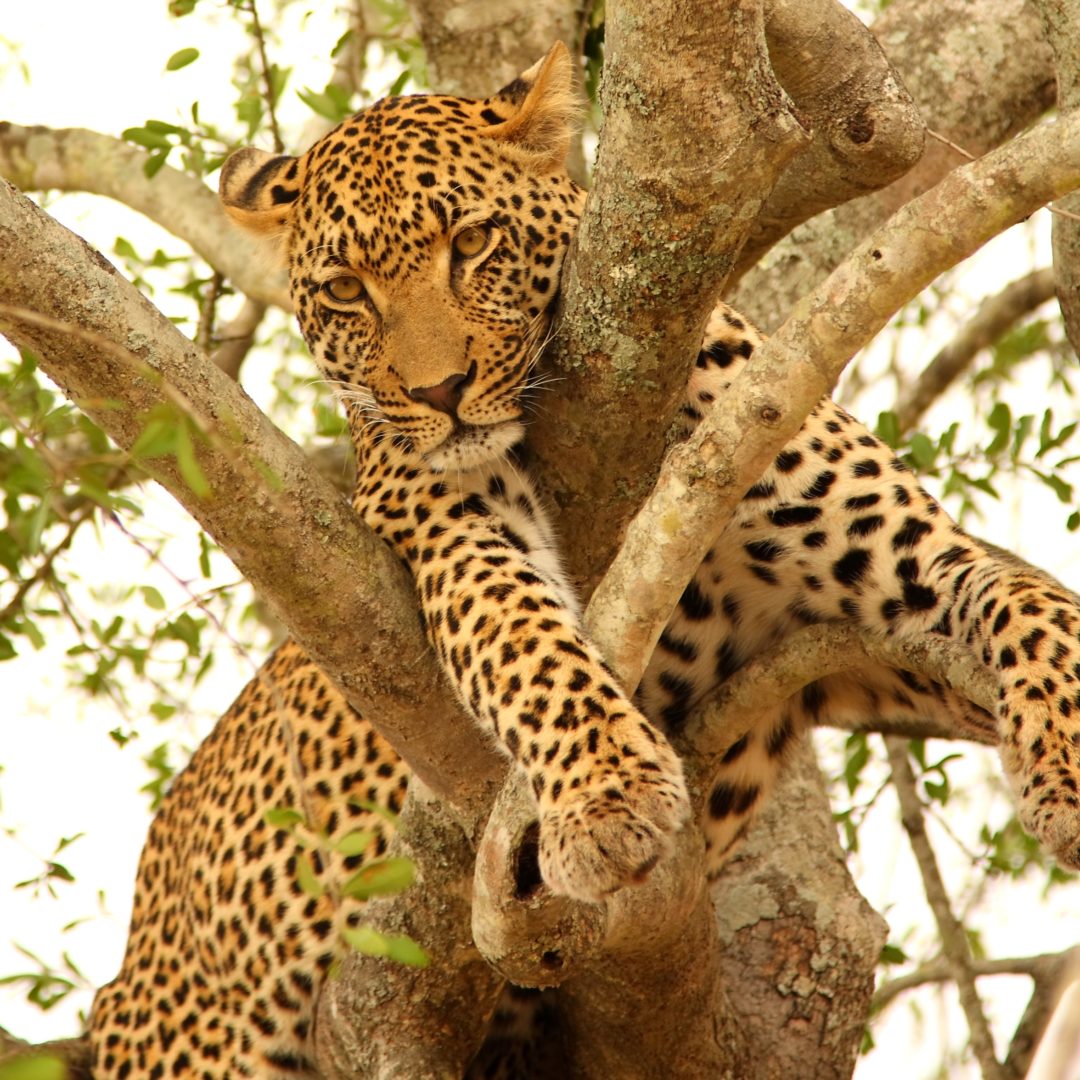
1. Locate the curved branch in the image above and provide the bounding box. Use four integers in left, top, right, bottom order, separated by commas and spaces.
1037, 0, 1080, 360
732, 0, 1056, 331
678, 625, 996, 788
874, 946, 1080, 1012
0, 124, 290, 310
734, 0, 925, 279
586, 110, 1080, 689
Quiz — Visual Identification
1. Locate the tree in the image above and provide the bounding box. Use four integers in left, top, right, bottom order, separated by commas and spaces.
1, 0, 1079, 1076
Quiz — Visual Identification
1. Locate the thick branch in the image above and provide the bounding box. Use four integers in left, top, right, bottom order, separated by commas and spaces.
678, 625, 996, 787
586, 110, 1080, 689
529, 0, 809, 594
0, 180, 503, 822
732, 0, 1056, 330
0, 124, 290, 310
735, 0, 925, 279
894, 268, 1057, 432
711, 739, 888, 1079
886, 737, 1005, 1080
1037, 0, 1080, 359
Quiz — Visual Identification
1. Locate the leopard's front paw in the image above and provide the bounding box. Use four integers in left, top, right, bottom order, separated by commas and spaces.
537, 728, 690, 901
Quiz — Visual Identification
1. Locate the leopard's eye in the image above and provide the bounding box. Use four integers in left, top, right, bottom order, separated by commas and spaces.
323, 275, 366, 303
452, 225, 489, 259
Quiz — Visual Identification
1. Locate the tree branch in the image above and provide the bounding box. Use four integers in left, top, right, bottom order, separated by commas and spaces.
886, 737, 1005, 1080
0, 124, 290, 310
732, 0, 1056, 331
1036, 0, 1080, 359
585, 109, 1080, 689
0, 181, 504, 822
529, 0, 809, 594
678, 625, 996, 783
873, 942, 1080, 1077
734, 0, 925, 280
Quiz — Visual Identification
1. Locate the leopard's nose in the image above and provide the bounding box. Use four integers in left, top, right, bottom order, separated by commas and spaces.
407, 363, 476, 417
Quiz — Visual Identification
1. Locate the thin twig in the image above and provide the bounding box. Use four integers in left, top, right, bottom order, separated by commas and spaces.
885, 736, 1006, 1080
0, 502, 98, 625
874, 946, 1080, 1012
195, 270, 224, 354
246, 0, 284, 154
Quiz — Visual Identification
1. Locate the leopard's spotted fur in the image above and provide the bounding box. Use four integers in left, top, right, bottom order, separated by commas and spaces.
89, 43, 1080, 1078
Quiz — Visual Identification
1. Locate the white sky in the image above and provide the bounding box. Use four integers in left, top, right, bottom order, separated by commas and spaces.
1, 4, 1079, 1078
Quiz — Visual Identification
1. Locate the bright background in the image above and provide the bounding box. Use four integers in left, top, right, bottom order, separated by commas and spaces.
1, 3, 1078, 1078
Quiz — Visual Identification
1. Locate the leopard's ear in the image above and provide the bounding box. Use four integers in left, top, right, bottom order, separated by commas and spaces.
481, 42, 579, 169
218, 147, 305, 241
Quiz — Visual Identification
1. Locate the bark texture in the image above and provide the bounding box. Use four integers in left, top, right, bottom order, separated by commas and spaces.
713, 740, 887, 1080
0, 180, 504, 824
1039, 0, 1080, 359
732, 0, 1057, 330
737, 0, 925, 280
528, 0, 809, 595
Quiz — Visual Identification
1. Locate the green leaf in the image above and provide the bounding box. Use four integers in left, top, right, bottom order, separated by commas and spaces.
114, 236, 139, 260
341, 857, 415, 900
874, 413, 902, 456
923, 778, 949, 804
880, 943, 907, 965
149, 702, 176, 721
122, 126, 172, 150
0, 1054, 68, 1080
295, 851, 324, 898
166, 48, 200, 72
314, 402, 347, 437
174, 421, 211, 498
198, 532, 213, 577
842, 732, 869, 796
333, 829, 375, 857
985, 401, 1011, 457
144, 119, 186, 135
141, 585, 166, 611
264, 807, 305, 830
1028, 467, 1073, 504
131, 415, 176, 460
341, 925, 430, 968
907, 432, 936, 471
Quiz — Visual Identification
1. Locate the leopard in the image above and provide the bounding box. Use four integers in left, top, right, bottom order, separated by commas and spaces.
87, 41, 1080, 1079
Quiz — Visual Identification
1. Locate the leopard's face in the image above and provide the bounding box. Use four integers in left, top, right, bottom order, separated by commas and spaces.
220, 46, 584, 471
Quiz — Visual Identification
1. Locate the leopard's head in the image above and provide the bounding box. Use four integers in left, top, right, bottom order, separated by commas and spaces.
220, 44, 584, 471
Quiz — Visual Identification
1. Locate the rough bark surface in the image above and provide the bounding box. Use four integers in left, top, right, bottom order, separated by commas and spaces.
713, 740, 887, 1080
733, 0, 1057, 330
528, 0, 809, 595
1039, 0, 1080, 359
737, 0, 925, 280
